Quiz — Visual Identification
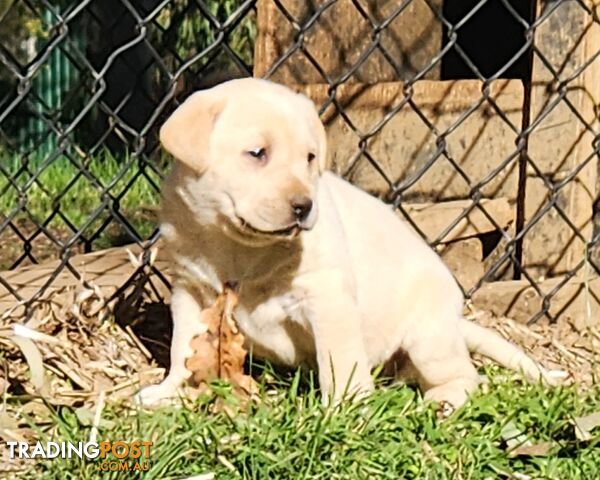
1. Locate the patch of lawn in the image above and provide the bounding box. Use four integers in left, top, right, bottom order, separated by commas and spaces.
13, 366, 600, 479
0, 152, 165, 259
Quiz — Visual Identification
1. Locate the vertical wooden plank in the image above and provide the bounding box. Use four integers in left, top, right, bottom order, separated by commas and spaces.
524, 0, 600, 277
254, 0, 443, 83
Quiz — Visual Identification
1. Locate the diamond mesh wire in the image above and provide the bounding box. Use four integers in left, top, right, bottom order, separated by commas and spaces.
0, 0, 599, 324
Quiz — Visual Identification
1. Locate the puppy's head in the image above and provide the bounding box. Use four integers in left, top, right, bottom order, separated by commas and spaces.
160, 78, 326, 243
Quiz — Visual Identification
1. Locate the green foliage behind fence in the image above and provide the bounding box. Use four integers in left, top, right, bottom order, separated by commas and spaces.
0, 0, 256, 162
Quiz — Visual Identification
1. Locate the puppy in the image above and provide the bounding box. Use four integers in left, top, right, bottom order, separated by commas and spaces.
138, 78, 549, 408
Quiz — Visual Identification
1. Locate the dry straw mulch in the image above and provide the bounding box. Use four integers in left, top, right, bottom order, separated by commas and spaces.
0, 283, 164, 408
465, 303, 599, 386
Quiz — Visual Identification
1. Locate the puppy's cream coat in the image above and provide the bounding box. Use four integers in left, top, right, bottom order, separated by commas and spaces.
138, 78, 548, 408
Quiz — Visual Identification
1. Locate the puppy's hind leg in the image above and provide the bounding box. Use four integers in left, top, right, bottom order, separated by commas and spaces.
407, 321, 479, 410
136, 284, 207, 406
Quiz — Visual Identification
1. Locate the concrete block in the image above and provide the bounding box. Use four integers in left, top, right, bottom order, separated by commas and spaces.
472, 276, 600, 330
403, 198, 513, 243
439, 238, 483, 292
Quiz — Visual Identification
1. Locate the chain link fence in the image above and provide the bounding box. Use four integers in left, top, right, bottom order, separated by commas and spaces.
0, 0, 599, 326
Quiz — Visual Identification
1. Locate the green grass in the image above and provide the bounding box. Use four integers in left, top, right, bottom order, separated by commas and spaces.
0, 152, 164, 250
11, 366, 600, 479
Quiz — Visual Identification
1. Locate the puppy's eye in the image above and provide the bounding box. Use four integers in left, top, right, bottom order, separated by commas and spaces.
247, 147, 268, 164
307, 152, 316, 164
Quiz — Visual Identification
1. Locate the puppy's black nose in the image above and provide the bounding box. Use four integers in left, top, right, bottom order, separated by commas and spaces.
290, 195, 313, 222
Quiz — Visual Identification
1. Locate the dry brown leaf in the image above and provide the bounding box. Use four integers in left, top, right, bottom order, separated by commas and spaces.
508, 441, 554, 457
186, 286, 258, 398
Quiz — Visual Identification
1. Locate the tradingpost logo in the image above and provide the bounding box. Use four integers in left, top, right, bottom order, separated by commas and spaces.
5, 440, 153, 472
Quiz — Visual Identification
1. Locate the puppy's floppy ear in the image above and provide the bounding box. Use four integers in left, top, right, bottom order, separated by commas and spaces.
159, 89, 225, 173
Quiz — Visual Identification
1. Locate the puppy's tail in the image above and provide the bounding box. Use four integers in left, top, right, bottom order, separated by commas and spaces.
459, 319, 554, 385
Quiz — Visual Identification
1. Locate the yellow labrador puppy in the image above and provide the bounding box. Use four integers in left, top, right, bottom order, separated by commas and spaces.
138, 78, 548, 408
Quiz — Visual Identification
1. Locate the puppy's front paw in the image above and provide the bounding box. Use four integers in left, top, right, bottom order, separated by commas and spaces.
322, 378, 374, 407
136, 382, 181, 407
423, 384, 470, 411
